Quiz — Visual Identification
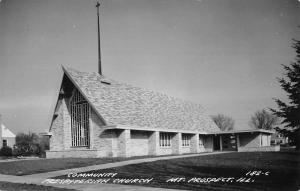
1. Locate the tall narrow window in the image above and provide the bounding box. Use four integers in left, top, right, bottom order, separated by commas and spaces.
159, 132, 171, 147
70, 89, 90, 147
182, 134, 191, 147
199, 136, 204, 147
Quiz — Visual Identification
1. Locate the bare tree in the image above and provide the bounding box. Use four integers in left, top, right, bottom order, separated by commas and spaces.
249, 109, 279, 130
211, 114, 235, 131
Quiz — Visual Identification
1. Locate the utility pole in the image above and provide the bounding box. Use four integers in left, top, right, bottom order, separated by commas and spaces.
96, 1, 102, 75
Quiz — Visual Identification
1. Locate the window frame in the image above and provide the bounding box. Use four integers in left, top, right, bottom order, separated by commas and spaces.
199, 136, 204, 147
159, 132, 172, 147
70, 89, 90, 148
182, 134, 191, 147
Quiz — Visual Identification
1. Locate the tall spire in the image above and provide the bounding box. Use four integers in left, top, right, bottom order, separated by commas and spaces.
96, 1, 102, 75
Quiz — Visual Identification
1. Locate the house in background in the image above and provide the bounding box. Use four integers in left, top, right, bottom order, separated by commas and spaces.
271, 131, 289, 145
45, 66, 277, 158
0, 115, 16, 148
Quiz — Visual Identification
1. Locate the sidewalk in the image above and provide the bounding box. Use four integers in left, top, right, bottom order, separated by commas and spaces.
0, 156, 43, 163
0, 152, 232, 191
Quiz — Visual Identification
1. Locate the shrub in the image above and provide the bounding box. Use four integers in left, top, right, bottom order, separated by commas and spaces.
0, 146, 13, 157
13, 132, 49, 157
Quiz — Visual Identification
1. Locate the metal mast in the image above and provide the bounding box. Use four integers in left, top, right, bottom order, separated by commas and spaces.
96, 2, 102, 75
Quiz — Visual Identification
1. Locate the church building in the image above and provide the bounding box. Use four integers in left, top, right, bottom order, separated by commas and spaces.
46, 66, 276, 158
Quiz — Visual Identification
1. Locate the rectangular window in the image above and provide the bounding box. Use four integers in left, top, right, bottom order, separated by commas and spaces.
3, 140, 7, 147
261, 135, 269, 146
159, 133, 171, 147
70, 89, 90, 147
199, 136, 204, 146
182, 134, 191, 147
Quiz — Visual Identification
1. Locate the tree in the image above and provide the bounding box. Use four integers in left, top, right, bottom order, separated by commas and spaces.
13, 132, 41, 156
211, 114, 235, 131
249, 109, 279, 130
271, 39, 300, 149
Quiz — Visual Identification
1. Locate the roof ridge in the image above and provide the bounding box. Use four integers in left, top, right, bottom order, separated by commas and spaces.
63, 66, 206, 112
61, 66, 219, 132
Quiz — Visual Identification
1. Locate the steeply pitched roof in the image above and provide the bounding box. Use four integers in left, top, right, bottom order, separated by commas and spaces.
1, 124, 16, 138
63, 67, 219, 133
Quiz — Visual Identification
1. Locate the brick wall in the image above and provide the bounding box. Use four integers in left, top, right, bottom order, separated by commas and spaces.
118, 129, 131, 157
49, 99, 64, 151
62, 98, 72, 150
158, 147, 173, 155
130, 130, 149, 156
181, 147, 191, 154
148, 131, 159, 155
46, 150, 98, 158
49, 97, 73, 151
90, 109, 117, 157
171, 132, 182, 154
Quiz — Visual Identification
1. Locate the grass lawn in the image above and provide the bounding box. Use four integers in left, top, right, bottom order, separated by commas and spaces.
56, 151, 300, 191
0, 181, 76, 191
0, 156, 159, 176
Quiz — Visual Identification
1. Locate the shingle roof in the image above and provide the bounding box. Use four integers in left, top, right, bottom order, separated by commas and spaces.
63, 67, 219, 133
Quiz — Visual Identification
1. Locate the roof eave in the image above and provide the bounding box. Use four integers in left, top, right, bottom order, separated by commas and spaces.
103, 125, 210, 135
62, 66, 108, 126
206, 129, 275, 135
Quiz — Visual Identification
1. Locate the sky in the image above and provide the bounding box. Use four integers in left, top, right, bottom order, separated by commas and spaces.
0, 0, 299, 134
